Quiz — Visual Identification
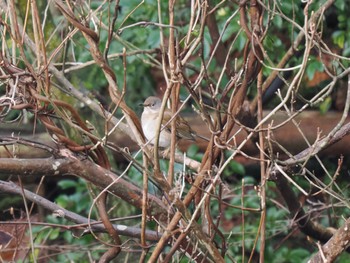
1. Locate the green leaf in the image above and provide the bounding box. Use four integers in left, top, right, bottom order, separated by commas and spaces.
230, 160, 245, 175
288, 248, 310, 262
57, 179, 78, 190
306, 59, 324, 80
55, 195, 69, 207
332, 30, 345, 48
319, 97, 332, 114
274, 15, 283, 28
187, 144, 199, 157
49, 228, 60, 240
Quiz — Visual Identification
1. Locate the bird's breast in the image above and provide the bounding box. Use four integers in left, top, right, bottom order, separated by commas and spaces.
141, 113, 171, 147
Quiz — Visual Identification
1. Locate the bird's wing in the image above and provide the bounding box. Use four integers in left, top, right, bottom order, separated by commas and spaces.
162, 110, 195, 141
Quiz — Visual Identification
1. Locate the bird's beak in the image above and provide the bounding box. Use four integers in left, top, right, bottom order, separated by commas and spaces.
140, 102, 151, 107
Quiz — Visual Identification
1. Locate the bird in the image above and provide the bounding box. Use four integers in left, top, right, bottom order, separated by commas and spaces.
141, 96, 196, 148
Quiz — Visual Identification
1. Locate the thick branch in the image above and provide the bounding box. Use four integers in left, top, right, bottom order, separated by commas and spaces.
275, 121, 350, 168
206, 4, 229, 75
0, 180, 161, 241
274, 173, 335, 242
309, 217, 350, 262
0, 156, 168, 218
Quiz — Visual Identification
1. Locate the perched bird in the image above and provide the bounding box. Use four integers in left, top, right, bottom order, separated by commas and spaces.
141, 96, 195, 148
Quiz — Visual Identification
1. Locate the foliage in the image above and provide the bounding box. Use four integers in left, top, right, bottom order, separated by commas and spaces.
1, 0, 350, 262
